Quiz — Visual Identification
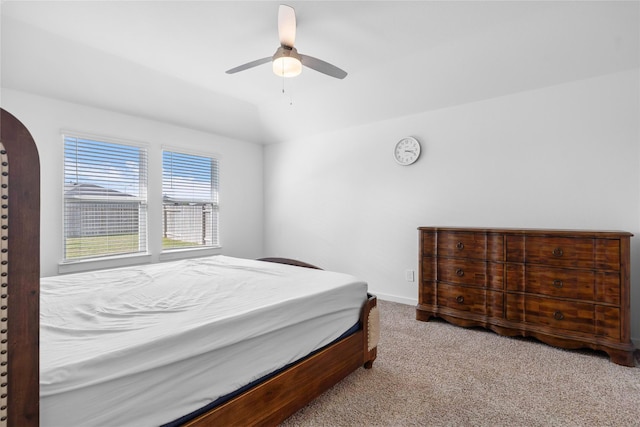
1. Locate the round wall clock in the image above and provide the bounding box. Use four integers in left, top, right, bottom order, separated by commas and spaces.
393, 137, 421, 165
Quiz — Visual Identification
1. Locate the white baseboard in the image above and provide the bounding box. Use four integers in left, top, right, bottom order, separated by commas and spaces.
373, 292, 417, 306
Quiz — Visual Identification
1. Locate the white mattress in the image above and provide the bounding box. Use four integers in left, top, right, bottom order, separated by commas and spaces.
40, 255, 367, 427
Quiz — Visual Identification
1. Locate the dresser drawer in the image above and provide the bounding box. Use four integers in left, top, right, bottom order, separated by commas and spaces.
438, 258, 486, 287
506, 265, 621, 304
438, 283, 486, 315
436, 231, 486, 260
437, 258, 504, 289
506, 265, 595, 301
506, 294, 594, 334
522, 236, 595, 269
595, 306, 621, 340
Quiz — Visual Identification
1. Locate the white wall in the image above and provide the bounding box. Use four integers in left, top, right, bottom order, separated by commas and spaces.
264, 70, 640, 341
3, 70, 638, 341
1, 89, 264, 277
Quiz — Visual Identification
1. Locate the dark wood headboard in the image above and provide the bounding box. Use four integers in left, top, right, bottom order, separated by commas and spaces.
0, 109, 40, 426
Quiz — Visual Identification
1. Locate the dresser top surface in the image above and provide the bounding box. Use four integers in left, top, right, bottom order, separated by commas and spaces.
418, 227, 633, 238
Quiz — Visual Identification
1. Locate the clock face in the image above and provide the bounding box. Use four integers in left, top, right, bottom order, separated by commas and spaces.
394, 137, 421, 165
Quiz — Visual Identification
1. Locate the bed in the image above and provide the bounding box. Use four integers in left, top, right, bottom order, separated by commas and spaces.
0, 108, 378, 427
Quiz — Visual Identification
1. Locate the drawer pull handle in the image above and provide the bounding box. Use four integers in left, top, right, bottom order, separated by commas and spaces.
455, 268, 464, 277
553, 311, 564, 321
552, 248, 564, 257
456, 296, 465, 304
552, 280, 563, 289
456, 242, 464, 250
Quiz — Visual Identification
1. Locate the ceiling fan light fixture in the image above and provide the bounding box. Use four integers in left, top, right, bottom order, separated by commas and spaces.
272, 46, 302, 78
225, 5, 347, 80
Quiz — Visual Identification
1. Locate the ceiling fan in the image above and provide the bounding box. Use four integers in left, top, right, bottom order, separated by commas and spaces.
225, 4, 347, 79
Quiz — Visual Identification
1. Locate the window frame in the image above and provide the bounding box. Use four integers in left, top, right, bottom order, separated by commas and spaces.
60, 131, 149, 265
160, 146, 221, 253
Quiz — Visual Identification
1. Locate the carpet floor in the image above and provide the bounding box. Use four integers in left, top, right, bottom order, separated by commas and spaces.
281, 300, 640, 426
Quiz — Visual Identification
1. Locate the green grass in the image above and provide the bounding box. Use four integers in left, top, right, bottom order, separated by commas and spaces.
162, 237, 198, 249
65, 234, 198, 259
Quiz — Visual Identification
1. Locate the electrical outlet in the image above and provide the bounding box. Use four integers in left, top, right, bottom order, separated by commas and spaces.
405, 269, 415, 282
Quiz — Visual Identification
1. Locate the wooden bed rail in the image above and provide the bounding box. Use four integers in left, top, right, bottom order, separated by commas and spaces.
185, 293, 378, 426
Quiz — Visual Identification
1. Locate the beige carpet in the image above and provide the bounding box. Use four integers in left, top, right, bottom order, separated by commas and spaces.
281, 300, 640, 426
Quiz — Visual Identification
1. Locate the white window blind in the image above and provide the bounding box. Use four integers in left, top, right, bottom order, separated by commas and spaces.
64, 135, 148, 261
162, 150, 219, 250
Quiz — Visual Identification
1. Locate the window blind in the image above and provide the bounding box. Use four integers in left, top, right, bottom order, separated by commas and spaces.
162, 150, 219, 250
64, 136, 148, 260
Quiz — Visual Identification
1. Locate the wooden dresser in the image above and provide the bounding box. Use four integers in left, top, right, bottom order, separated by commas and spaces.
417, 227, 635, 366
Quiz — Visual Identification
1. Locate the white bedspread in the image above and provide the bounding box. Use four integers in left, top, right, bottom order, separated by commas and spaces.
40, 255, 367, 427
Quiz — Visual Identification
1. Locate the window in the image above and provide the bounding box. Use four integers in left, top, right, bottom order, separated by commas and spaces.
64, 135, 148, 261
162, 150, 219, 250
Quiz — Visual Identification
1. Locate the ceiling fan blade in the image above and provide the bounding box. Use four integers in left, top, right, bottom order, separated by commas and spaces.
225, 57, 272, 74
299, 54, 348, 79
278, 4, 296, 48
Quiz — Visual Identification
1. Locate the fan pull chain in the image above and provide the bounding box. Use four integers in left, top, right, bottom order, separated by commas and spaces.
281, 75, 293, 106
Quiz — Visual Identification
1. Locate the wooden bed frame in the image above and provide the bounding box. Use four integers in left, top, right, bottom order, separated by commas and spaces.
1, 108, 378, 427
185, 292, 378, 426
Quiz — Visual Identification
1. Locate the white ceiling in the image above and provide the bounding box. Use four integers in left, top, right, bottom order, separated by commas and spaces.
1, 1, 638, 144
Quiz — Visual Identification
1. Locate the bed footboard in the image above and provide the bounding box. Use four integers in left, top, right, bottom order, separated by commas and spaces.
257, 257, 321, 270
363, 293, 379, 369
258, 256, 378, 369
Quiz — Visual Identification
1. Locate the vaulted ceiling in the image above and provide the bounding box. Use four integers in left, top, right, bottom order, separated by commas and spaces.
1, 1, 638, 144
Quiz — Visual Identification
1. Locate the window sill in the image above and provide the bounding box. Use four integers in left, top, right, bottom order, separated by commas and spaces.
159, 246, 222, 262
58, 253, 152, 275
56, 247, 223, 275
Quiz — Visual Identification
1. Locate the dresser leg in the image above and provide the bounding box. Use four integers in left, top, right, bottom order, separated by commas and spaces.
415, 307, 435, 322
607, 349, 635, 367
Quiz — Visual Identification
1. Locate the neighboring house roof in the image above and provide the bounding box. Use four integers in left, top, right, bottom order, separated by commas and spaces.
163, 195, 208, 205
64, 183, 133, 197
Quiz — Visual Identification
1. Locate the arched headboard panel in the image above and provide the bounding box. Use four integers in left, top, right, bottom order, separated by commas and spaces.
0, 109, 40, 426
